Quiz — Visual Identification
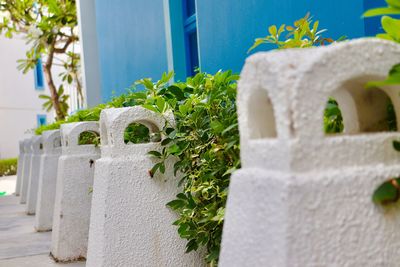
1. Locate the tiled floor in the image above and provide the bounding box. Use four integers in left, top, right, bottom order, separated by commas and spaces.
0, 177, 85, 267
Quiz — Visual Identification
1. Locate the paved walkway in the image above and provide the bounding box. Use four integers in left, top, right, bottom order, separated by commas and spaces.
0, 176, 85, 266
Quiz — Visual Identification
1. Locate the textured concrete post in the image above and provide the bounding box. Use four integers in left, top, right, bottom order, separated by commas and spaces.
20, 137, 33, 204
35, 130, 62, 232
219, 39, 400, 267
15, 140, 26, 196
51, 122, 100, 262
86, 107, 204, 267
25, 136, 43, 215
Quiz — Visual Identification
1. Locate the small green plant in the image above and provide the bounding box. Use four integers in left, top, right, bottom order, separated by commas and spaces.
364, 0, 400, 88
324, 98, 344, 134
78, 131, 100, 146
124, 123, 151, 144
0, 158, 18, 176
248, 13, 342, 52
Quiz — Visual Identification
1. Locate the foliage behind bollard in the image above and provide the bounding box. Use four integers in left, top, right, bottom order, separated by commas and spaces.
20, 137, 34, 204
15, 140, 26, 196
26, 135, 43, 215
219, 39, 400, 267
35, 130, 62, 232
86, 107, 204, 267
51, 122, 100, 262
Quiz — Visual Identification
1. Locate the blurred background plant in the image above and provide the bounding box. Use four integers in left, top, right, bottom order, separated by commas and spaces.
0, 0, 80, 121
0, 158, 17, 176
248, 13, 345, 52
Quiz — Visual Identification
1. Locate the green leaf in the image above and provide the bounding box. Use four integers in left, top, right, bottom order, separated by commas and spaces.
159, 163, 166, 174
39, 94, 51, 99
381, 16, 400, 40
167, 144, 181, 154
393, 140, 400, 151
387, 0, 400, 9
185, 239, 198, 253
142, 104, 158, 113
168, 85, 185, 100
166, 199, 186, 210
372, 179, 400, 205
268, 25, 277, 36
363, 7, 400, 17
149, 163, 161, 178
148, 151, 162, 158
156, 97, 166, 113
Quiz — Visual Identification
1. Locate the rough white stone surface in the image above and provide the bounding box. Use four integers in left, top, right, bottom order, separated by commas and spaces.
19, 138, 33, 204
15, 140, 26, 196
35, 130, 62, 232
25, 135, 43, 215
219, 38, 400, 267
86, 107, 204, 267
51, 122, 100, 262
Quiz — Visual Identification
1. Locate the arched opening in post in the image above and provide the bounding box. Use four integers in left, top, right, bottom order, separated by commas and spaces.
248, 89, 277, 139
324, 77, 398, 135
78, 131, 100, 146
373, 178, 400, 206
124, 122, 160, 144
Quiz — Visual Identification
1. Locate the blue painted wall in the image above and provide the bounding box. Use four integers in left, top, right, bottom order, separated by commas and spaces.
95, 0, 168, 102
196, 0, 368, 74
92, 0, 388, 102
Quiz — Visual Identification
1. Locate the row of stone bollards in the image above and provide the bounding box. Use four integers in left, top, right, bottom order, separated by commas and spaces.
13, 38, 400, 266
14, 106, 204, 266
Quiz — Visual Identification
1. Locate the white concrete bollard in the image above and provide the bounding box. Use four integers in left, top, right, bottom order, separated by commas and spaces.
35, 130, 62, 232
25, 135, 43, 215
86, 107, 204, 267
20, 137, 34, 204
51, 122, 100, 262
15, 139, 26, 196
219, 38, 400, 267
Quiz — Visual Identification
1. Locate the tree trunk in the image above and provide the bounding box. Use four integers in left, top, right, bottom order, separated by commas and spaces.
43, 47, 65, 121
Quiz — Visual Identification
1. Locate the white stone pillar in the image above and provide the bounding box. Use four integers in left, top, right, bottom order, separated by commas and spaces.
86, 107, 204, 267
25, 135, 43, 215
35, 130, 62, 232
51, 122, 100, 262
20, 137, 33, 204
219, 39, 400, 267
15, 139, 26, 196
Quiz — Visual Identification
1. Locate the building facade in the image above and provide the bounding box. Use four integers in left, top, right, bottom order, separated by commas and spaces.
0, 35, 81, 159
78, 0, 385, 105
0, 36, 52, 158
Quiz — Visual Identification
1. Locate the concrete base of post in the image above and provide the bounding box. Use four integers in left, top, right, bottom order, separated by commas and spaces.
26, 136, 43, 215
51, 122, 100, 262
220, 166, 400, 267
15, 140, 25, 196
35, 130, 62, 232
86, 107, 204, 267
20, 138, 33, 204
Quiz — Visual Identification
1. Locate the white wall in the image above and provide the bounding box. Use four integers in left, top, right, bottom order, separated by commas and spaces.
0, 36, 53, 159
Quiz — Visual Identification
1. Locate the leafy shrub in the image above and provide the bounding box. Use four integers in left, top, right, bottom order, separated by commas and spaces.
120, 71, 239, 265
0, 158, 17, 176
324, 98, 344, 134
248, 13, 344, 52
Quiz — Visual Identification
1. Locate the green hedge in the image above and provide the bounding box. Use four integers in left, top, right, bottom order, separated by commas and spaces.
0, 158, 17, 176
